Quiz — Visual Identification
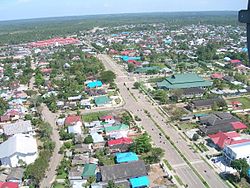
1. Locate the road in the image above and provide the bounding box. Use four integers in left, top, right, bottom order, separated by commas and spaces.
98, 54, 228, 188
40, 104, 63, 188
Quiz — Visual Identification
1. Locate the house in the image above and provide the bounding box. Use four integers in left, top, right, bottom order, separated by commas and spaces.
87, 80, 103, 89
104, 124, 129, 138
0, 134, 38, 167
178, 88, 205, 99
0, 115, 10, 123
73, 144, 91, 154
211, 73, 224, 79
72, 154, 90, 166
129, 176, 150, 188
188, 98, 225, 112
108, 137, 133, 153
157, 73, 212, 90
0, 182, 18, 188
2, 120, 33, 136
94, 96, 111, 107
134, 66, 160, 74
82, 164, 97, 179
65, 115, 81, 126
6, 168, 24, 185
208, 131, 250, 149
115, 152, 139, 164
199, 112, 248, 135
223, 142, 250, 164
90, 132, 105, 149
100, 115, 114, 123
69, 166, 84, 180
68, 121, 82, 135
100, 160, 147, 182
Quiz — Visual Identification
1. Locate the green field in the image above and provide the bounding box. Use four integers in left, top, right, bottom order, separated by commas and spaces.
227, 97, 250, 109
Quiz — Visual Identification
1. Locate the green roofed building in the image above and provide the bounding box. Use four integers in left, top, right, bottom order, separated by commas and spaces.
94, 95, 111, 107
157, 73, 212, 90
104, 124, 129, 134
134, 66, 161, 74
82, 164, 97, 178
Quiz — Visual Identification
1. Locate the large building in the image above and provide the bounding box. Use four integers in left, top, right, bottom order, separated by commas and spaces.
157, 73, 212, 90
0, 134, 38, 167
223, 142, 250, 164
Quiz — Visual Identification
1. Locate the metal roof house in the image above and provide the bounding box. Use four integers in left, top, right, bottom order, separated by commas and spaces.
157, 73, 212, 90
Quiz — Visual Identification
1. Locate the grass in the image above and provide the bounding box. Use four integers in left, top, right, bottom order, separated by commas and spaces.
180, 123, 198, 130
164, 159, 173, 171
174, 175, 184, 186
82, 111, 109, 122
52, 183, 65, 188
227, 97, 250, 109
56, 172, 67, 179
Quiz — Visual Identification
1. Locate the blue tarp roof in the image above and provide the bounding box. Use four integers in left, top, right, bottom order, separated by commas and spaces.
130, 176, 150, 188
115, 152, 139, 163
121, 56, 141, 62
87, 80, 103, 88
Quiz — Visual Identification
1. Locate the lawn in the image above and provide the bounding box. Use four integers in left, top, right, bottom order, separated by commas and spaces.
82, 111, 109, 122
180, 123, 198, 130
52, 183, 65, 188
56, 172, 67, 179
227, 97, 250, 109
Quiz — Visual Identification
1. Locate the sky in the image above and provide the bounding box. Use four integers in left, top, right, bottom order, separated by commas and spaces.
0, 0, 248, 21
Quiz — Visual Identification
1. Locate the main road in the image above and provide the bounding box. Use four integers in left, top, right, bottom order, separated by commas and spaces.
98, 54, 228, 188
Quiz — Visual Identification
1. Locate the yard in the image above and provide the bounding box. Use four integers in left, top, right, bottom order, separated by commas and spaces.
82, 111, 109, 122
227, 97, 250, 109
180, 123, 198, 130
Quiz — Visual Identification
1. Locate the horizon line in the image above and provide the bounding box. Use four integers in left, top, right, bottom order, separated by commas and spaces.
0, 10, 238, 22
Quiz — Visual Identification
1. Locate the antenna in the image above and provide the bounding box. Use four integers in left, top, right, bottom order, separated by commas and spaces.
239, 0, 250, 67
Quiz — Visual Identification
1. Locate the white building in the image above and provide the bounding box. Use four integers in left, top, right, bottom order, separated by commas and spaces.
223, 142, 250, 164
0, 134, 38, 167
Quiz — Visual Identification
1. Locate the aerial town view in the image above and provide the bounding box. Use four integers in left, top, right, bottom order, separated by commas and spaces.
0, 0, 250, 188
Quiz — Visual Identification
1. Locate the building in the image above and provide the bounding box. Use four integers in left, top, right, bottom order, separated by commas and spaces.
108, 137, 133, 153
115, 152, 139, 164
100, 160, 147, 182
223, 142, 250, 164
188, 98, 225, 112
208, 131, 250, 149
0, 134, 38, 167
129, 176, 150, 188
157, 73, 212, 90
65, 115, 81, 126
87, 80, 103, 89
82, 164, 97, 179
199, 112, 248, 135
2, 120, 33, 136
0, 182, 18, 188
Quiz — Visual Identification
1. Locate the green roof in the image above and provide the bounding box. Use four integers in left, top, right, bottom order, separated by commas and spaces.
157, 73, 212, 89
82, 164, 96, 177
94, 95, 110, 106
104, 124, 129, 133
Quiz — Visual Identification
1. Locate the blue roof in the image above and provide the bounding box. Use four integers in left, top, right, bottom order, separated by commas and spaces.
115, 152, 139, 163
87, 80, 103, 88
248, 169, 250, 177
130, 176, 150, 188
121, 56, 141, 62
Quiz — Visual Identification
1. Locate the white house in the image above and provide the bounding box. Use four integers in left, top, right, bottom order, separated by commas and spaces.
0, 134, 38, 167
68, 121, 82, 135
223, 142, 250, 164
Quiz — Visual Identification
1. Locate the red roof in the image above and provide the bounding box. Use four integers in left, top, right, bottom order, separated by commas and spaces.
231, 121, 248, 130
41, 68, 52, 74
208, 131, 250, 149
30, 37, 79, 48
211, 73, 224, 79
230, 59, 241, 64
128, 60, 142, 66
0, 182, 18, 188
108, 137, 133, 146
231, 101, 241, 105
5, 110, 20, 116
100, 115, 113, 121
65, 115, 81, 125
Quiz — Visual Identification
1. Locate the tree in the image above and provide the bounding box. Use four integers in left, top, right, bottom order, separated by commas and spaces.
107, 180, 120, 188
192, 133, 199, 141
133, 82, 141, 89
143, 147, 164, 164
130, 133, 152, 154
100, 71, 116, 84
128, 63, 135, 72
121, 112, 132, 125
0, 98, 8, 116
231, 159, 250, 178
84, 135, 93, 144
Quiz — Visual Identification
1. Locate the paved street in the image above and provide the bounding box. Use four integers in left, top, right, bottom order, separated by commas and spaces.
98, 54, 228, 188
40, 104, 63, 188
